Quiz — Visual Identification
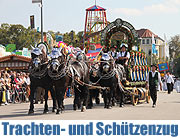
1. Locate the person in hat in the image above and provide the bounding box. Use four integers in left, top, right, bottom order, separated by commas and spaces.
165, 71, 174, 94
116, 43, 130, 66
108, 45, 118, 59
146, 64, 162, 108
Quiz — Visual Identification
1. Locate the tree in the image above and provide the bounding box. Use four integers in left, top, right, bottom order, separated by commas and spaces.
168, 35, 180, 76
173, 57, 180, 77
0, 23, 40, 50
169, 35, 180, 60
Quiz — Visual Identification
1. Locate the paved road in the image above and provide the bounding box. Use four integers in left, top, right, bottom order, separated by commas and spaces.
0, 91, 180, 120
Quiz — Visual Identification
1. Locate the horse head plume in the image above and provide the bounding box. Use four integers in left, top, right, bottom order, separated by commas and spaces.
37, 42, 48, 56
31, 45, 35, 50
82, 48, 86, 54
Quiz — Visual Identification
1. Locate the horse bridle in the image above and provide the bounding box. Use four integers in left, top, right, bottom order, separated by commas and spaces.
48, 56, 68, 80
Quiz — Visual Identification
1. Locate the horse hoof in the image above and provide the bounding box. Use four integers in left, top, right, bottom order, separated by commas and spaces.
56, 109, 60, 114
112, 102, 116, 106
52, 109, 55, 112
120, 104, 124, 108
43, 110, 49, 114
96, 99, 100, 104
28, 110, 34, 115
73, 105, 77, 111
87, 106, 92, 109
107, 106, 112, 109
81, 106, 86, 112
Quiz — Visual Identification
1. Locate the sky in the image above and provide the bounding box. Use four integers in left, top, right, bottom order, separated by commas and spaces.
0, 0, 180, 40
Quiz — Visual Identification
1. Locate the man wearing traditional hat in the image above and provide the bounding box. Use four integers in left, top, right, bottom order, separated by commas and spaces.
146, 64, 162, 108
108, 45, 118, 60
116, 43, 130, 80
116, 43, 130, 66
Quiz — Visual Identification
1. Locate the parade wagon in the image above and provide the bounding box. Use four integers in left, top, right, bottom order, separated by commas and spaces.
99, 18, 151, 106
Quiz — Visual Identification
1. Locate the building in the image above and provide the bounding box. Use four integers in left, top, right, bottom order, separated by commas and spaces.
137, 29, 165, 62
0, 54, 31, 71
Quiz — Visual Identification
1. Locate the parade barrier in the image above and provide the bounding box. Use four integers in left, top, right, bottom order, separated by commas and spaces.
2, 90, 6, 103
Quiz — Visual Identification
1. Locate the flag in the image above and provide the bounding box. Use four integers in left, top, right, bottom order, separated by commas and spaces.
5, 44, 16, 52
152, 34, 157, 54
164, 34, 169, 58
86, 44, 103, 60
32, 0, 41, 3
37, 27, 40, 32
158, 63, 169, 72
22, 48, 28, 56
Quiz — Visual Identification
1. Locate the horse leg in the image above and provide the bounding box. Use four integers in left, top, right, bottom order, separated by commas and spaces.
119, 90, 125, 107
107, 88, 113, 109
55, 87, 61, 114
43, 89, 49, 114
87, 90, 93, 109
50, 87, 57, 112
112, 86, 117, 106
28, 85, 35, 114
61, 87, 66, 111
56, 98, 61, 115
73, 87, 79, 111
95, 89, 100, 105
103, 90, 108, 108
81, 86, 89, 112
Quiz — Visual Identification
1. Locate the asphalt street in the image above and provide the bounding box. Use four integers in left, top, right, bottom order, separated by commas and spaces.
0, 91, 180, 120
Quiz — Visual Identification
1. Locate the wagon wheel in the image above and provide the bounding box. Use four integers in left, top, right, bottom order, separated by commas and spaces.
146, 89, 150, 103
131, 88, 139, 106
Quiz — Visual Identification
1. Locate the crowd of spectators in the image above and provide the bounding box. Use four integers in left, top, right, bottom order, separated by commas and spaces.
0, 70, 30, 106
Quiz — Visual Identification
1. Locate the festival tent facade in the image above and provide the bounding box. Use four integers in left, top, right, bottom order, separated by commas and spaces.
0, 54, 31, 71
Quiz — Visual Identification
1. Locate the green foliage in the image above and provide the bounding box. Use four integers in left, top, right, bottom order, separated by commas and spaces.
169, 35, 180, 59
174, 57, 180, 77
0, 23, 86, 50
62, 30, 83, 47
0, 23, 41, 50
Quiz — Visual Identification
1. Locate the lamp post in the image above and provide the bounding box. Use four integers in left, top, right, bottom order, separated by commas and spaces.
40, 0, 43, 42
32, 0, 44, 42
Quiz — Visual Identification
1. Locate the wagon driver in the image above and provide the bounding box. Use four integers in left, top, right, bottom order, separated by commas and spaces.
116, 43, 130, 79
116, 43, 130, 66
108, 45, 118, 60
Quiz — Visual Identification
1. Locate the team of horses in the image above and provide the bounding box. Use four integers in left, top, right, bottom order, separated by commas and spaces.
28, 45, 126, 115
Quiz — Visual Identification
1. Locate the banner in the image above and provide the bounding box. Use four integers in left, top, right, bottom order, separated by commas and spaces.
86, 44, 103, 60
56, 35, 63, 42
22, 48, 28, 57
5, 44, 16, 52
152, 34, 157, 54
0, 120, 179, 137
158, 62, 169, 72
164, 34, 169, 59
32, 0, 41, 3
30, 15, 35, 29
15, 51, 22, 55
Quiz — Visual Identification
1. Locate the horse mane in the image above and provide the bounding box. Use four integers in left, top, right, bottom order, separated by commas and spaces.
40, 46, 48, 62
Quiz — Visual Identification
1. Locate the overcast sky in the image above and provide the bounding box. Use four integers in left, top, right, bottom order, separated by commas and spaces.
0, 0, 180, 40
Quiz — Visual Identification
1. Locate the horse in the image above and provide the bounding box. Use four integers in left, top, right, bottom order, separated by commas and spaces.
48, 47, 70, 114
97, 53, 125, 109
28, 44, 56, 114
69, 49, 90, 112
88, 63, 101, 109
